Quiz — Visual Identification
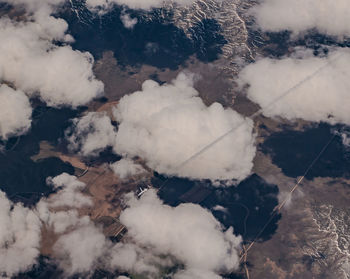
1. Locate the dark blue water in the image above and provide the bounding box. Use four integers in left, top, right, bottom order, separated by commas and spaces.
13, 256, 61, 279
16, 256, 244, 279
153, 173, 280, 242
59, 1, 226, 69
152, 172, 198, 206
223, 274, 245, 279
261, 123, 350, 179
0, 105, 81, 204
14, 256, 132, 279
201, 174, 281, 242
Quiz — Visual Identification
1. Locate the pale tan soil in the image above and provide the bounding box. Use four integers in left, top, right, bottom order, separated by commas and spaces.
32, 141, 151, 256
92, 51, 235, 109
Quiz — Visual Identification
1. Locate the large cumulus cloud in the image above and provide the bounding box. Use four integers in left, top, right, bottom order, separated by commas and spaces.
0, 85, 32, 140
119, 190, 242, 278
238, 48, 350, 125
113, 73, 256, 182
0, 191, 42, 278
0, 17, 103, 107
0, 0, 103, 140
251, 0, 350, 37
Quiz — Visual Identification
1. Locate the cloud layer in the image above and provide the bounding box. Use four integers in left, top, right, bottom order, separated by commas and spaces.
113, 72, 256, 182
238, 48, 350, 125
0, 173, 243, 278
251, 0, 350, 37
0, 85, 32, 140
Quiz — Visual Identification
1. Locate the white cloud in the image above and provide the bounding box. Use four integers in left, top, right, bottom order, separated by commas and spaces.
108, 242, 166, 276
86, 0, 195, 11
66, 112, 117, 157
0, 0, 103, 139
51, 217, 164, 277
277, 189, 303, 210
0, 191, 42, 278
0, 172, 242, 278
110, 158, 145, 179
36, 173, 103, 276
238, 48, 350, 125
251, 0, 350, 37
0, 0, 104, 109
0, 173, 112, 278
0, 18, 103, 107
113, 72, 256, 182
341, 133, 350, 147
2, 0, 71, 42
36, 174, 93, 243
45, 173, 93, 209
334, 129, 350, 148
3, 0, 65, 12
47, 209, 91, 234
47, 189, 241, 278
0, 173, 95, 278
0, 84, 32, 140
53, 223, 108, 276
120, 13, 138, 29
119, 190, 242, 278
174, 269, 222, 279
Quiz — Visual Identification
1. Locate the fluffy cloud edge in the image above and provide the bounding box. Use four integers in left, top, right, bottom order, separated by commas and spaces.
251, 0, 350, 38
113, 72, 256, 183
238, 48, 350, 125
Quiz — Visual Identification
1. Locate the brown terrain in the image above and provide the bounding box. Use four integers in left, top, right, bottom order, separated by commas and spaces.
33, 140, 150, 256
250, 152, 350, 279
92, 51, 235, 109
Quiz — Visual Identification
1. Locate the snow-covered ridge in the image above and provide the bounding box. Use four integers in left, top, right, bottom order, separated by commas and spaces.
70, 0, 256, 76
312, 204, 350, 279
164, 0, 256, 75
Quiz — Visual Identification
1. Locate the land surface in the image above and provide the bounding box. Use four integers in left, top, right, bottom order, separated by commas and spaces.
32, 53, 350, 278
